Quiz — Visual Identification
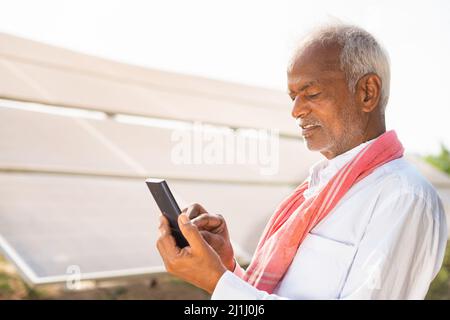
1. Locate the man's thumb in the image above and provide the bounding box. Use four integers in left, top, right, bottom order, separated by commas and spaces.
178, 214, 209, 252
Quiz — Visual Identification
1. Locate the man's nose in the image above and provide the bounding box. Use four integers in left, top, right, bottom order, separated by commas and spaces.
291, 97, 311, 119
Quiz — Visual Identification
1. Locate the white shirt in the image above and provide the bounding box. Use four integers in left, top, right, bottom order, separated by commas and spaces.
212, 138, 448, 300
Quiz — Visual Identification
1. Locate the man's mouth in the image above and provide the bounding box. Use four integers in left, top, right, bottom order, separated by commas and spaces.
300, 124, 321, 136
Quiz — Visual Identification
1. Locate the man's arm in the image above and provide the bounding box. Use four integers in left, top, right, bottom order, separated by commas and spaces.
156, 211, 288, 298
158, 192, 447, 299
212, 270, 288, 300
213, 190, 448, 300
339, 190, 447, 299
156, 213, 227, 294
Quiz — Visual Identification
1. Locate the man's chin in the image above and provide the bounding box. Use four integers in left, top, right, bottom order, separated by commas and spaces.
303, 137, 328, 153
303, 137, 320, 151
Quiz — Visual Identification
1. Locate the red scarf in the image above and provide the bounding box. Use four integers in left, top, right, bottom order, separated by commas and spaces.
243, 130, 404, 293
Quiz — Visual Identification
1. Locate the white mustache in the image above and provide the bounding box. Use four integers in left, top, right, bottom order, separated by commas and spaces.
295, 117, 321, 128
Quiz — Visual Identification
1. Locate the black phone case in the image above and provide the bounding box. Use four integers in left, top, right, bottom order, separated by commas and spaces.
145, 178, 189, 248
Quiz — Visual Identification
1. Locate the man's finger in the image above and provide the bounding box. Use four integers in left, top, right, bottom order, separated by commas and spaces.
157, 214, 180, 257
182, 203, 208, 220
158, 214, 170, 231
158, 214, 175, 237
200, 230, 213, 244
178, 213, 209, 253
191, 214, 223, 231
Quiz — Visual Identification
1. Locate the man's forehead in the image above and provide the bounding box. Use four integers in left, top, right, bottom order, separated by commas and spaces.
287, 41, 342, 75
287, 47, 344, 92
286, 80, 319, 94
287, 69, 341, 89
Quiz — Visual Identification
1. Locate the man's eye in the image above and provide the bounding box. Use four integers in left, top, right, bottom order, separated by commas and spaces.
307, 93, 321, 99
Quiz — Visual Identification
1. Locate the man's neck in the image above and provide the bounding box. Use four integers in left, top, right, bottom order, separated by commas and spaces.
321, 127, 386, 160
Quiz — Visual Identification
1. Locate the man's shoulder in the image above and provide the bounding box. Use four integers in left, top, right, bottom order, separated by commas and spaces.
365, 156, 448, 243
374, 156, 442, 206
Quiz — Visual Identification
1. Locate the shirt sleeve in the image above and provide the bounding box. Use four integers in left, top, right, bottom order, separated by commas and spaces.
213, 187, 448, 300
232, 260, 246, 279
211, 271, 289, 300
339, 190, 448, 299
212, 259, 288, 299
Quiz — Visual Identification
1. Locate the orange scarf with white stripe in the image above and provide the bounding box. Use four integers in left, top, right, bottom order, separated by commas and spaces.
243, 130, 404, 293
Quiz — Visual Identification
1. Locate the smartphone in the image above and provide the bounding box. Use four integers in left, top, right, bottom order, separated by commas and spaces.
145, 178, 189, 248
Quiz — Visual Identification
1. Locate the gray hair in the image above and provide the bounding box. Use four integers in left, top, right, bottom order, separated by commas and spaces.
293, 24, 391, 112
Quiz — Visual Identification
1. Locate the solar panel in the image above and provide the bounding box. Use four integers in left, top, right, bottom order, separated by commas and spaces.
0, 103, 311, 285
0, 107, 137, 176
0, 51, 297, 137
0, 172, 292, 285
0, 106, 320, 184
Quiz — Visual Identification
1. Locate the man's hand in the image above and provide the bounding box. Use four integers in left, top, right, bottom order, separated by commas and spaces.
156, 213, 227, 294
182, 203, 235, 271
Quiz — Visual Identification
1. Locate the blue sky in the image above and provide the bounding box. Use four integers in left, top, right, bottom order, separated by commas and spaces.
0, 0, 449, 154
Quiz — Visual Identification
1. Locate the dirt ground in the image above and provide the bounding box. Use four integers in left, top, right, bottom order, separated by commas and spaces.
2, 249, 449, 300
0, 255, 210, 300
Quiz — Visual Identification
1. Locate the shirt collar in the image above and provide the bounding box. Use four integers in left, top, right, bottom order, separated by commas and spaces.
307, 137, 377, 189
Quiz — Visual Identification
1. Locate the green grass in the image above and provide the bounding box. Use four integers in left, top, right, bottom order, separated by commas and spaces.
0, 272, 14, 295
423, 145, 450, 299
424, 144, 450, 176
426, 240, 450, 299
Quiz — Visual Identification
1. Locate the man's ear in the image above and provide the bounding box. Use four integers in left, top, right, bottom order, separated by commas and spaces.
355, 73, 382, 113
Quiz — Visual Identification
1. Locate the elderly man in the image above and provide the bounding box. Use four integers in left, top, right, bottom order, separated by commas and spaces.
156, 24, 448, 299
